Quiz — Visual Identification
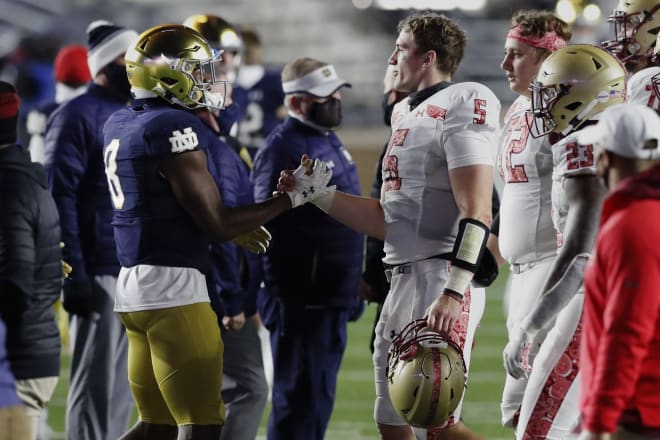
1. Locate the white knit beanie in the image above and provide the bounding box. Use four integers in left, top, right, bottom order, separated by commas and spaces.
86, 20, 138, 77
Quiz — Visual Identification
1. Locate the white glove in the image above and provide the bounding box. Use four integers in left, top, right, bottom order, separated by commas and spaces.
232, 226, 272, 254
503, 327, 534, 379
286, 158, 335, 208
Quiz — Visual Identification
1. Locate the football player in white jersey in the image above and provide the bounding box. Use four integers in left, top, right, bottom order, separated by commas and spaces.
278, 11, 499, 440
503, 45, 626, 440
601, 0, 660, 110
497, 10, 571, 432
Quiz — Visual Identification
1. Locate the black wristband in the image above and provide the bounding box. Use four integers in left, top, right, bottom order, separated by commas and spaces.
443, 289, 465, 302
451, 218, 490, 273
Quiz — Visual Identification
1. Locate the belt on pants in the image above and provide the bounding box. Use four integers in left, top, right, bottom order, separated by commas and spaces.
509, 255, 555, 275
383, 253, 452, 283
383, 264, 412, 283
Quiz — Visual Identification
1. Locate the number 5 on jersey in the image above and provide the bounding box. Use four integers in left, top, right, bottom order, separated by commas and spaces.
104, 139, 125, 210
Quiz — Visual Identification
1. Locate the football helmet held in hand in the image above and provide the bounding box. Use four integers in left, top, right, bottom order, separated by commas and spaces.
387, 319, 467, 428
125, 24, 227, 111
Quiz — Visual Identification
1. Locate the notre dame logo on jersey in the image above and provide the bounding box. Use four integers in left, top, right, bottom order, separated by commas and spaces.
169, 127, 199, 153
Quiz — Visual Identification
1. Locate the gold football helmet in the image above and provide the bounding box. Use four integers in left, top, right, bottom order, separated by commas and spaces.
183, 14, 243, 80
387, 319, 466, 429
529, 44, 626, 137
125, 24, 227, 111
183, 14, 243, 55
601, 0, 660, 66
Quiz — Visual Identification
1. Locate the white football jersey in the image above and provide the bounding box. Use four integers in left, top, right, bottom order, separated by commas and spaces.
627, 66, 660, 111
382, 82, 500, 265
550, 132, 597, 247
497, 96, 556, 264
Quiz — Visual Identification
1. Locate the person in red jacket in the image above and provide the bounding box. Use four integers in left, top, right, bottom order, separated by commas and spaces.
577, 102, 660, 440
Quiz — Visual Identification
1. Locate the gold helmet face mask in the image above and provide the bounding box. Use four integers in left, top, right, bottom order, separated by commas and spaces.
125, 24, 227, 112
528, 44, 626, 138
387, 319, 467, 429
601, 0, 660, 66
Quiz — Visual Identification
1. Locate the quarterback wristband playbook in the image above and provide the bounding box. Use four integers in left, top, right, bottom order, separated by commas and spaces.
444, 218, 490, 299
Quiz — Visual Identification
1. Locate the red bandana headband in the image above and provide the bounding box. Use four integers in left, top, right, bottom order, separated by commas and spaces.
506, 26, 567, 52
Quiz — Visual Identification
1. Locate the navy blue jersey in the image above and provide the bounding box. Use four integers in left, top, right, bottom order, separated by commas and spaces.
103, 100, 214, 273
238, 70, 285, 150
216, 86, 249, 136
252, 117, 363, 308
202, 128, 262, 317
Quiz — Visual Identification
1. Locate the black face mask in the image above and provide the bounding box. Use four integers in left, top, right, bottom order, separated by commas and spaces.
104, 63, 132, 101
308, 97, 342, 128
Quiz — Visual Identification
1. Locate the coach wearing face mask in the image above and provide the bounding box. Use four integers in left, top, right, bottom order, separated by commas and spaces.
251, 57, 364, 440
44, 20, 137, 440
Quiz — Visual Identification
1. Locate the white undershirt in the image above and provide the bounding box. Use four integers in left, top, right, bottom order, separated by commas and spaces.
114, 265, 210, 312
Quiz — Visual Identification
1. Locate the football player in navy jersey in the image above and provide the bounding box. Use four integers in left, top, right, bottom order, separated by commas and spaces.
236, 27, 286, 155
184, 14, 270, 440
184, 14, 250, 144
102, 24, 332, 440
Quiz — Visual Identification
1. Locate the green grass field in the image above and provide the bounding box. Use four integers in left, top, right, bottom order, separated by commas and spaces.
46, 272, 511, 439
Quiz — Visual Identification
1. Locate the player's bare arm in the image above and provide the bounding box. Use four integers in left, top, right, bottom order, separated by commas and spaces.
505, 173, 607, 377
522, 174, 605, 333
277, 155, 386, 239
161, 149, 291, 242
323, 192, 386, 240
450, 164, 494, 225
426, 163, 493, 333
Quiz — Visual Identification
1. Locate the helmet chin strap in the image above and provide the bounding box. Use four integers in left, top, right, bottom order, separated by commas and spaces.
561, 97, 599, 136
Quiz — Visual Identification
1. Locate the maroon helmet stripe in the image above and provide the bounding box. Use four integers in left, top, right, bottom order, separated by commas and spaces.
424, 349, 443, 427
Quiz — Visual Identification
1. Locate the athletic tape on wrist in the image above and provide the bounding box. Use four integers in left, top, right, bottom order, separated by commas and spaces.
444, 266, 473, 299
451, 218, 490, 273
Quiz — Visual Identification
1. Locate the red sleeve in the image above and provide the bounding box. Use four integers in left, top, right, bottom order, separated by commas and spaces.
584, 206, 660, 432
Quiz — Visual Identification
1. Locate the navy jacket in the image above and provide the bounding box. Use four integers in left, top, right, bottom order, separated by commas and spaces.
44, 83, 124, 281
0, 144, 62, 379
202, 122, 263, 318
252, 117, 363, 308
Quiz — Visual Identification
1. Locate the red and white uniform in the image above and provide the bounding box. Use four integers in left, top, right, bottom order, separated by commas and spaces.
497, 96, 558, 427
516, 132, 596, 440
550, 133, 597, 244
374, 82, 500, 434
627, 66, 660, 111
